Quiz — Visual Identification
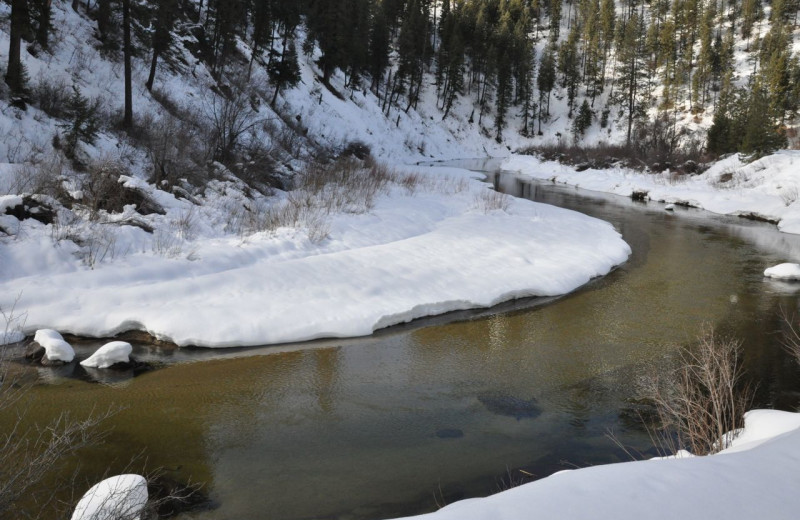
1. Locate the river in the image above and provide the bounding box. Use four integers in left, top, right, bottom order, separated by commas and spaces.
7, 161, 800, 519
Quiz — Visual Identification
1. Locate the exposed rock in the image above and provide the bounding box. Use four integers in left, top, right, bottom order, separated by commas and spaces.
4, 195, 57, 225
41, 354, 69, 366
478, 392, 541, 420
120, 183, 166, 216
34, 329, 75, 364
24, 341, 46, 362
575, 162, 591, 172
436, 428, 465, 439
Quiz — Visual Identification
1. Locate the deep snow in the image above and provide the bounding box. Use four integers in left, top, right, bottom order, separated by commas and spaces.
0, 165, 630, 347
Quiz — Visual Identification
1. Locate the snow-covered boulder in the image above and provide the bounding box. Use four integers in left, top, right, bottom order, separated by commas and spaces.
80, 341, 133, 369
764, 263, 800, 281
33, 329, 75, 364
71, 474, 148, 520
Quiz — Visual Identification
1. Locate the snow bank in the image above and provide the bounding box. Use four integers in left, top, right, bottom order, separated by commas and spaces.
71, 474, 148, 520
503, 151, 800, 235
391, 410, 800, 520
0, 330, 24, 345
764, 263, 800, 280
33, 329, 74, 362
80, 341, 132, 368
0, 167, 630, 347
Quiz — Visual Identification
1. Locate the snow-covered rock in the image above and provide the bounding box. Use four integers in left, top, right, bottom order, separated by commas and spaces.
764, 263, 800, 280
80, 341, 133, 369
665, 203, 676, 211
33, 329, 74, 363
71, 474, 148, 520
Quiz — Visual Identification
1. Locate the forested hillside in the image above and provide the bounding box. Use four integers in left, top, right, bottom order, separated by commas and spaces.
1, 0, 798, 177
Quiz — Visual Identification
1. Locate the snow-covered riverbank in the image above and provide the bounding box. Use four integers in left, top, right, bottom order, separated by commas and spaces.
392, 409, 800, 520
0, 164, 630, 347
504, 151, 800, 234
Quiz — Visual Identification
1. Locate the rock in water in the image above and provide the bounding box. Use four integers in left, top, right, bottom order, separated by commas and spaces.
764, 263, 800, 281
33, 329, 75, 364
478, 392, 541, 420
80, 341, 133, 369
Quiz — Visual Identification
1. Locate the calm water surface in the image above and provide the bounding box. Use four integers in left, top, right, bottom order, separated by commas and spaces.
9, 161, 800, 519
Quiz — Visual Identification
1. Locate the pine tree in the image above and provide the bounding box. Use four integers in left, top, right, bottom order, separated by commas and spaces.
572, 98, 593, 139
558, 25, 580, 117
616, 8, 647, 144
740, 81, 786, 158
537, 42, 557, 132
368, 1, 391, 94
6, 0, 30, 98
269, 40, 301, 106
145, 0, 178, 91
122, 0, 132, 128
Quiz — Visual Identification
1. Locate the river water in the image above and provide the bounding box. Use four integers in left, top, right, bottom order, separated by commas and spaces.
8, 161, 800, 519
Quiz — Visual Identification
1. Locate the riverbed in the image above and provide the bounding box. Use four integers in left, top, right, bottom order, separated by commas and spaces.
7, 162, 800, 520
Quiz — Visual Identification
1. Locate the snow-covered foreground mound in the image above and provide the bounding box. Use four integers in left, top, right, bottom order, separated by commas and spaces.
0, 166, 630, 347
393, 410, 800, 520
504, 151, 800, 234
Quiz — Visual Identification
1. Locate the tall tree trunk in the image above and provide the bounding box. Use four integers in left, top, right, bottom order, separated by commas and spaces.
36, 0, 51, 48
6, 0, 27, 95
123, 0, 133, 128
146, 47, 159, 92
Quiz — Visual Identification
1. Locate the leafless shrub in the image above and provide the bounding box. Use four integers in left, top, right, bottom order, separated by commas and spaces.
31, 75, 71, 119
643, 327, 753, 456
82, 158, 130, 219
473, 188, 512, 213
81, 226, 118, 268
779, 309, 800, 367
173, 207, 197, 241
131, 111, 206, 189
0, 294, 26, 346
0, 312, 119, 519
5, 152, 68, 199
203, 84, 264, 165
521, 126, 710, 175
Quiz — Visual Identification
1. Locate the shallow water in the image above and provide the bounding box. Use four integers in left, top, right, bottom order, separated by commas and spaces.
8, 162, 800, 520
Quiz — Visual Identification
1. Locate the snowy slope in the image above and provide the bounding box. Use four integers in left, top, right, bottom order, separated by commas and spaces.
392, 410, 800, 520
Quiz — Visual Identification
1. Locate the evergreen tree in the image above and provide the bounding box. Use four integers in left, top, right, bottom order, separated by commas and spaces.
616, 8, 647, 144
572, 98, 593, 139
740, 81, 787, 158
6, 0, 29, 97
122, 0, 132, 128
537, 42, 557, 132
145, 0, 178, 91
558, 25, 580, 117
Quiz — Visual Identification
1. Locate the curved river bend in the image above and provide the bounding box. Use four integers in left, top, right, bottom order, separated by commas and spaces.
9, 161, 800, 520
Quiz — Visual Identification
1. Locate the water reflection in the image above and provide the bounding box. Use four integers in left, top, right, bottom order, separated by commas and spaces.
9, 166, 800, 520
